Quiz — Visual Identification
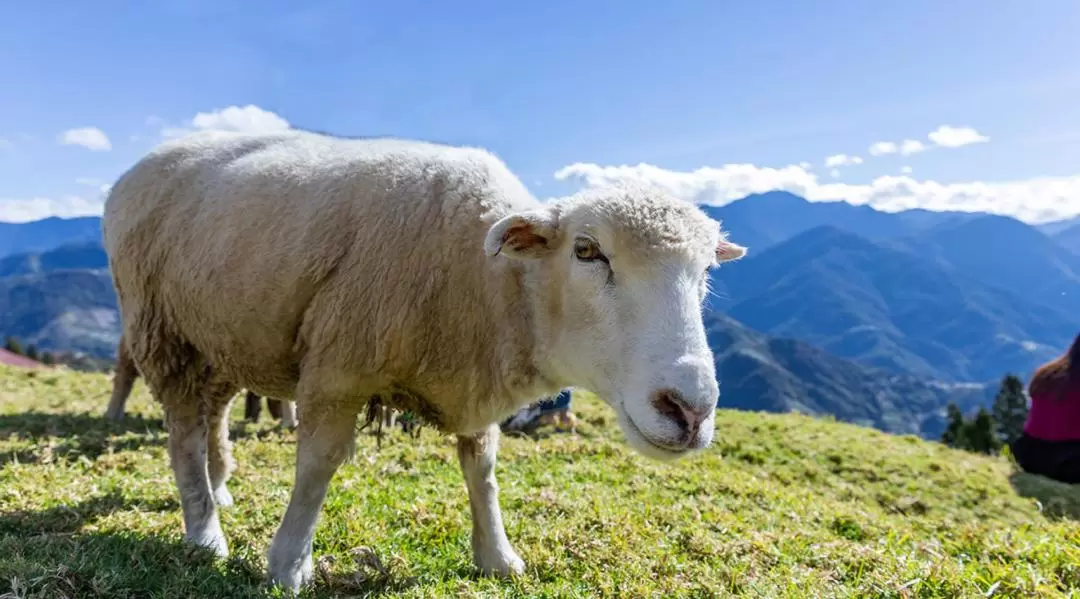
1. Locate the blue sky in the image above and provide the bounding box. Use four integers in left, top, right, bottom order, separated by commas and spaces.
2, 0, 1079, 223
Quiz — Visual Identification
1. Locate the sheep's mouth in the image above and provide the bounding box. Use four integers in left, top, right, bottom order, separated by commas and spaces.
620, 404, 689, 455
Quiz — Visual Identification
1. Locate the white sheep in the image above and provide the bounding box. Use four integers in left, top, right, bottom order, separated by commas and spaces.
101, 129, 746, 592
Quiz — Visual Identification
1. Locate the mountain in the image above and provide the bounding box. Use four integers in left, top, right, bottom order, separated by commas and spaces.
909, 215, 1080, 315
0, 242, 109, 278
0, 216, 103, 259
1053, 222, 1080, 256
1037, 214, 1080, 237
702, 191, 979, 254
706, 313, 993, 438
0, 269, 119, 358
709, 225, 1079, 382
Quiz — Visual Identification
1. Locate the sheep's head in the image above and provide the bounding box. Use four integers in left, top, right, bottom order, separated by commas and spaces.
484, 183, 746, 461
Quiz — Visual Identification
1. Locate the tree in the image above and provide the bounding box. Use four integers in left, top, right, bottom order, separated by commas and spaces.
24, 344, 39, 361
992, 373, 1028, 447
941, 402, 967, 448
967, 407, 1001, 455
41, 352, 55, 366
4, 337, 24, 356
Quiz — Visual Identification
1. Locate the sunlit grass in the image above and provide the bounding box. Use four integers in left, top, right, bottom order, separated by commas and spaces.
1, 364, 1078, 598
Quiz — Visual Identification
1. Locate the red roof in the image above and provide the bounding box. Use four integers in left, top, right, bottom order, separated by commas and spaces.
0, 348, 44, 369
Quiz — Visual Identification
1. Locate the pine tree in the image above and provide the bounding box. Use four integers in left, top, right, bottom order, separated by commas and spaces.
25, 344, 39, 361
992, 373, 1028, 447
967, 407, 1001, 455
4, 337, 23, 356
941, 402, 967, 448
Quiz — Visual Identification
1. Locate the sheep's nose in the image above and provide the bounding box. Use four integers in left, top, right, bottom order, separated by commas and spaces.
650, 388, 712, 440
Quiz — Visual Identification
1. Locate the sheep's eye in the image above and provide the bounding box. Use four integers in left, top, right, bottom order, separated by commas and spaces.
573, 238, 605, 262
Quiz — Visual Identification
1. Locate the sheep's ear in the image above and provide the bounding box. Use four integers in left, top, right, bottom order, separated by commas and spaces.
715, 237, 747, 264
484, 209, 559, 259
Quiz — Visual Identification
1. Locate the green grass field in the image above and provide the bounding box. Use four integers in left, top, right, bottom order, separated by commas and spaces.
1, 363, 1078, 598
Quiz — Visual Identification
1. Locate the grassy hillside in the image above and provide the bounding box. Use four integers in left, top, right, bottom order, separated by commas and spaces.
1, 366, 1079, 598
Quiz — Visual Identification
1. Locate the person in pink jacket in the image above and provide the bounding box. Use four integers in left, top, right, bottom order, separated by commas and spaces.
1011, 332, 1080, 484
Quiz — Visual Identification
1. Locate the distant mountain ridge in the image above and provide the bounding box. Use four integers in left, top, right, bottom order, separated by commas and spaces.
0, 242, 109, 278
1053, 222, 1080, 256
0, 216, 103, 259
707, 313, 993, 438
0, 268, 119, 358
710, 225, 1078, 382
706, 192, 1080, 316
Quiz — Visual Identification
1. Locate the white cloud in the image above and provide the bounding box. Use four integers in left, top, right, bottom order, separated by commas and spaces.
928, 125, 989, 148
868, 142, 897, 156
830, 169, 841, 178
0, 195, 104, 223
899, 139, 926, 155
824, 154, 863, 167
553, 161, 1080, 224
798, 161, 812, 170
900, 166, 913, 174
58, 127, 112, 151
76, 177, 112, 195
161, 104, 290, 138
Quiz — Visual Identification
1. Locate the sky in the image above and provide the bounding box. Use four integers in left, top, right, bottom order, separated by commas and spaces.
2, 0, 1080, 224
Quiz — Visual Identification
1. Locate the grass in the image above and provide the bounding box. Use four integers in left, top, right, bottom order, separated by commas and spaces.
1, 364, 1078, 598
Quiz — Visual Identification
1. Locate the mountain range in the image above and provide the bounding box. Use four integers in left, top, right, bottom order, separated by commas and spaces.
710, 225, 1077, 382
1, 195, 1077, 440
0, 216, 102, 259
706, 313, 993, 439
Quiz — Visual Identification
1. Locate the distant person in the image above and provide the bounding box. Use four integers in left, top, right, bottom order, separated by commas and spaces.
502, 388, 576, 433
1010, 333, 1080, 484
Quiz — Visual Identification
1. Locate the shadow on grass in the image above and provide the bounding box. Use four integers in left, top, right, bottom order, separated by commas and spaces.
0, 410, 167, 466
0, 491, 423, 598
0, 529, 271, 599
0, 409, 304, 466
0, 490, 177, 536
1008, 471, 1080, 521
0, 410, 165, 439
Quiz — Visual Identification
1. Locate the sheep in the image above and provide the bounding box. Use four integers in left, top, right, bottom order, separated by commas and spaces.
105, 333, 297, 427
101, 128, 747, 592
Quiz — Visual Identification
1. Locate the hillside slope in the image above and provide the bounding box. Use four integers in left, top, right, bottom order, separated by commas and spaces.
912, 214, 1080, 315
1055, 222, 1080, 256
706, 314, 993, 439
710, 226, 1079, 382
0, 241, 109, 278
0, 268, 119, 357
1, 366, 1077, 598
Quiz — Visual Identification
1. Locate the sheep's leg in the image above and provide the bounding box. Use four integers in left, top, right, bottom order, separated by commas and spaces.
457, 423, 524, 577
243, 391, 262, 422
280, 400, 298, 429
207, 390, 238, 507
104, 340, 139, 421
160, 387, 229, 558
267, 402, 358, 592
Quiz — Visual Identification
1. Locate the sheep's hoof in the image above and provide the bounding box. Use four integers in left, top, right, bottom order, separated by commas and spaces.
187, 527, 229, 559
212, 485, 234, 507
268, 553, 313, 594
103, 408, 124, 422
476, 547, 525, 577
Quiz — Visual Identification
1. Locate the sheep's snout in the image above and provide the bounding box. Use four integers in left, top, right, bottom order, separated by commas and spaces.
619, 354, 718, 458
650, 388, 713, 447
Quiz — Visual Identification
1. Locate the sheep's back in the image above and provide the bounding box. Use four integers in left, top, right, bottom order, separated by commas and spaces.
103, 130, 536, 407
